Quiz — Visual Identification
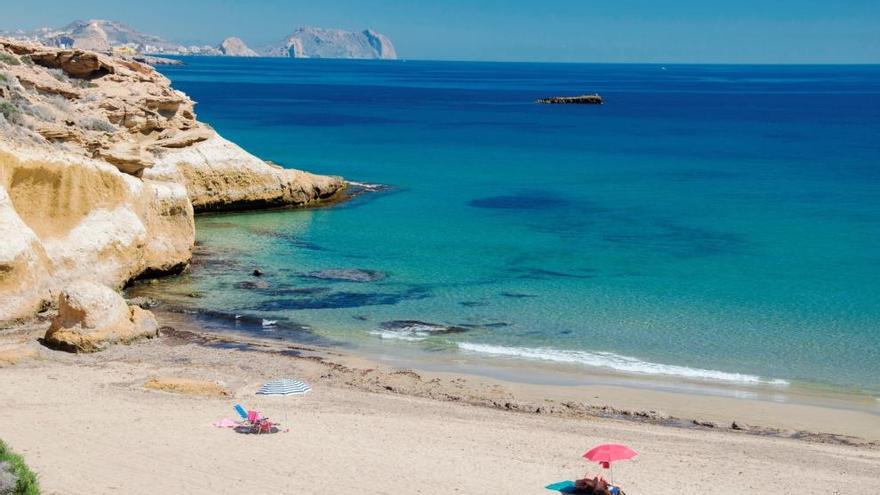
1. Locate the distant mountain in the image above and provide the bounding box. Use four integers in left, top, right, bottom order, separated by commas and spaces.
265, 27, 397, 60
1, 20, 398, 60
1, 19, 220, 55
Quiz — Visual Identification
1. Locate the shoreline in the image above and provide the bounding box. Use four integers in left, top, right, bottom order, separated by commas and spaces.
119, 208, 880, 413
3, 312, 880, 494
112, 306, 880, 445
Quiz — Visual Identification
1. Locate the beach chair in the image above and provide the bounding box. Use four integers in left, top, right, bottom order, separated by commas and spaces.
233, 404, 249, 424
233, 404, 275, 434
233, 404, 259, 432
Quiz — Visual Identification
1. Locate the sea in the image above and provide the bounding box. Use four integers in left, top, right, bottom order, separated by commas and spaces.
137, 57, 880, 401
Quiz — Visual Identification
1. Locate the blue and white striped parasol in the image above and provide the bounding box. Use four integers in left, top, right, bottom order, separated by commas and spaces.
256, 378, 311, 396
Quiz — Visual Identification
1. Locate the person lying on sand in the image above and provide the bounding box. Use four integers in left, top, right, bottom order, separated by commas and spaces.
573, 476, 624, 495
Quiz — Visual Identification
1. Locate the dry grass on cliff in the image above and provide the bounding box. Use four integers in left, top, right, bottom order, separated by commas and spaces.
144, 377, 231, 397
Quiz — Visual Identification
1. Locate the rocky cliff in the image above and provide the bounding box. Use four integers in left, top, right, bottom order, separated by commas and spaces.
0, 38, 346, 325
265, 28, 397, 59
219, 37, 257, 57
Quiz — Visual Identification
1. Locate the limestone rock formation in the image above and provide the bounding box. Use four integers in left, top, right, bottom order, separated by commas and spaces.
219, 37, 257, 57
267, 27, 398, 59
0, 186, 51, 322
44, 280, 159, 352
0, 38, 346, 325
147, 137, 344, 212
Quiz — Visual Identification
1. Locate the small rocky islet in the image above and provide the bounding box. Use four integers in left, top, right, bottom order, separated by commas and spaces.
536, 94, 604, 105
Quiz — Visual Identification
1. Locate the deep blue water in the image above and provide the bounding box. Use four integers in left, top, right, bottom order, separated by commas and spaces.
150, 58, 880, 395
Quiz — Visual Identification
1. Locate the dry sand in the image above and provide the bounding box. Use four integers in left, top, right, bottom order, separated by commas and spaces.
1, 322, 879, 495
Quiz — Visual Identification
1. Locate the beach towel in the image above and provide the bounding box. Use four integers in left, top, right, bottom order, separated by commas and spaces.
212, 418, 239, 428
545, 481, 577, 493
545, 480, 622, 494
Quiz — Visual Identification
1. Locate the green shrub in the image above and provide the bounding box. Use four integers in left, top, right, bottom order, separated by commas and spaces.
0, 53, 20, 66
0, 100, 17, 119
0, 439, 39, 494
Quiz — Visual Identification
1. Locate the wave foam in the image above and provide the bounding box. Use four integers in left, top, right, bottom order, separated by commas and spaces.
457, 342, 789, 386
368, 330, 428, 342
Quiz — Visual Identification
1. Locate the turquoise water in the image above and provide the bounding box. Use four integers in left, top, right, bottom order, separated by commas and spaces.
149, 58, 880, 395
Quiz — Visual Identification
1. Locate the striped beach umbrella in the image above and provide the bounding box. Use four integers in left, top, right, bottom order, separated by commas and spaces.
255, 379, 311, 432
256, 378, 311, 396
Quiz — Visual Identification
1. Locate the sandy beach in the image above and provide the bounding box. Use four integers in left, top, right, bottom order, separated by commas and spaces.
2, 317, 879, 495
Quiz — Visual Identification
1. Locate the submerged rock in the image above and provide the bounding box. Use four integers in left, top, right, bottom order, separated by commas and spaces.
126, 296, 161, 309
44, 280, 159, 352
235, 280, 270, 290
303, 269, 385, 282
380, 320, 468, 334
371, 320, 468, 342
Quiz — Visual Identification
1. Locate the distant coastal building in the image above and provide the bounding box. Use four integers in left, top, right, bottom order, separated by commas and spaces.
112, 45, 137, 55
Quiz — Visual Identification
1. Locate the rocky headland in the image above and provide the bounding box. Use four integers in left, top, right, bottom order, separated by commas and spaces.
219, 37, 258, 57
0, 38, 346, 337
266, 27, 397, 60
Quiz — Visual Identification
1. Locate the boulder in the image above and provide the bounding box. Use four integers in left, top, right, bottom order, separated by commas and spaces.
44, 280, 159, 352
29, 50, 115, 78
0, 186, 52, 322
99, 142, 154, 176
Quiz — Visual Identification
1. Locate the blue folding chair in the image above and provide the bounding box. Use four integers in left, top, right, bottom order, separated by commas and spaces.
233, 404, 247, 419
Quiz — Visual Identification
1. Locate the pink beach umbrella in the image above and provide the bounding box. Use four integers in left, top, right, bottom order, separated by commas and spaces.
583, 443, 638, 484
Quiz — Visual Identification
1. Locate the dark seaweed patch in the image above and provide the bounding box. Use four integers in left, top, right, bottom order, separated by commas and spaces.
301, 269, 386, 282
459, 300, 489, 307
457, 322, 511, 329
235, 280, 270, 290
500, 292, 538, 299
509, 267, 596, 280
262, 286, 332, 296
469, 192, 570, 210
602, 220, 746, 258
253, 288, 428, 311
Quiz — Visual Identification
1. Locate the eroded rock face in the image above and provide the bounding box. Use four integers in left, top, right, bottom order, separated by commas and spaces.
0, 38, 345, 324
147, 136, 345, 212
45, 280, 159, 352
29, 49, 115, 78
0, 145, 194, 293
0, 186, 52, 322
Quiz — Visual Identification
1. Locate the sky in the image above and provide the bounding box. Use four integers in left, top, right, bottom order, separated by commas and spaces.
1, 0, 879, 63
